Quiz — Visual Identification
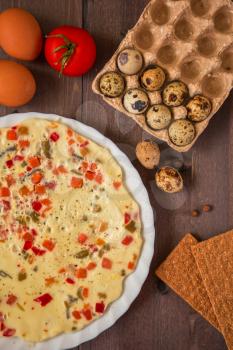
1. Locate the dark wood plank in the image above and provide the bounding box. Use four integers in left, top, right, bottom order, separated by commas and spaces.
0, 1, 231, 349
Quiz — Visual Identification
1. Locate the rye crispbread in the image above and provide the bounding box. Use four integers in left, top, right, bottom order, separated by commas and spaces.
156, 233, 220, 331
192, 230, 233, 350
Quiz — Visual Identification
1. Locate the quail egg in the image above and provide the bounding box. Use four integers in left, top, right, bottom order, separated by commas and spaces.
123, 88, 149, 114
140, 66, 166, 91
99, 71, 125, 97
117, 48, 143, 75
155, 166, 183, 193
168, 119, 195, 146
162, 81, 189, 107
146, 104, 172, 130
136, 140, 160, 169
186, 94, 212, 122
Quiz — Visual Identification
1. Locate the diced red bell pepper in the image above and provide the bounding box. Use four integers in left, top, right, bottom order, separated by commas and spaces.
124, 213, 131, 225
87, 262, 97, 270
3, 328, 16, 337
45, 181, 56, 190
6, 294, 17, 305
71, 177, 83, 188
31, 229, 37, 236
82, 308, 92, 320
42, 239, 55, 251
79, 140, 89, 148
0, 187, 10, 197
121, 235, 133, 246
23, 232, 34, 241
23, 240, 33, 251
7, 129, 17, 140
102, 257, 112, 269
85, 171, 95, 180
78, 233, 88, 244
0, 321, 5, 331
5, 160, 13, 168
32, 201, 42, 212
34, 293, 53, 306
82, 287, 89, 298
95, 301, 105, 313
50, 132, 59, 142
72, 310, 81, 320
95, 172, 103, 184
76, 268, 87, 279
28, 156, 40, 168
14, 155, 24, 161
113, 181, 121, 190
2, 200, 11, 211
5, 174, 15, 187
65, 278, 75, 285
128, 261, 135, 270
31, 246, 46, 256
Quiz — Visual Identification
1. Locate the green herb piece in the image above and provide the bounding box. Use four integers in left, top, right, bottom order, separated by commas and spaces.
125, 220, 136, 233
103, 243, 110, 251
16, 216, 27, 225
73, 154, 84, 161
42, 140, 51, 159
0, 270, 12, 279
98, 292, 107, 299
18, 271, 27, 281
75, 250, 89, 259
77, 287, 83, 300
17, 303, 25, 311
30, 211, 39, 223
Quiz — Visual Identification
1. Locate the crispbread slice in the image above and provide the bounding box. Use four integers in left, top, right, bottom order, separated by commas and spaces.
156, 233, 220, 331
192, 230, 233, 350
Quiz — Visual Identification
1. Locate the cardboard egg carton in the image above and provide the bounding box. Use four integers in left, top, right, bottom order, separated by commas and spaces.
92, 0, 233, 152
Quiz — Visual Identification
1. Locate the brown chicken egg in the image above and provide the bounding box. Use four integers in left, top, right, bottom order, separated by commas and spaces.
0, 8, 42, 61
0, 60, 36, 107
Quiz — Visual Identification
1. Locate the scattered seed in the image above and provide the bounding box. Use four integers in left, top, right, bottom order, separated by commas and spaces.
191, 210, 199, 217
202, 204, 212, 212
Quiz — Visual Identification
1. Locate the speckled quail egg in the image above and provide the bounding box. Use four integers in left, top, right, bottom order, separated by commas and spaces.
146, 104, 172, 130
117, 48, 143, 75
140, 66, 166, 91
99, 71, 125, 97
123, 88, 149, 114
186, 95, 212, 122
162, 81, 189, 107
168, 119, 195, 146
155, 166, 183, 193
136, 140, 160, 169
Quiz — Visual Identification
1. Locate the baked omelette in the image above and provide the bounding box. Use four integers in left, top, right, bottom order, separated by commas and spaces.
0, 118, 142, 342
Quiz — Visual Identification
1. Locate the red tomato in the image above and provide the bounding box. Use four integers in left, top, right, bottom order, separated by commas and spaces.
44, 26, 96, 76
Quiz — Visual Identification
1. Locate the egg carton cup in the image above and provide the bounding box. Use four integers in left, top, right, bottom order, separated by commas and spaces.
92, 0, 233, 152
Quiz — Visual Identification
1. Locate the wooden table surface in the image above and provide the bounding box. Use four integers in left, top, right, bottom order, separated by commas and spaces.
0, 1, 232, 349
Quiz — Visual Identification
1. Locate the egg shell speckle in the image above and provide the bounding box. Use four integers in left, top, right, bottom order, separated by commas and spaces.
117, 48, 143, 75
162, 81, 189, 107
140, 66, 166, 91
168, 119, 195, 146
186, 94, 212, 122
155, 166, 183, 193
99, 72, 125, 98
146, 104, 172, 130
123, 88, 149, 114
